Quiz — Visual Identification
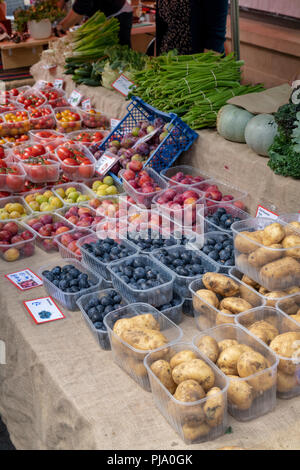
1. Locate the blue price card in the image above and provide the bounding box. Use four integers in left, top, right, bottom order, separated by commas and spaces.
5, 269, 43, 291
23, 297, 65, 325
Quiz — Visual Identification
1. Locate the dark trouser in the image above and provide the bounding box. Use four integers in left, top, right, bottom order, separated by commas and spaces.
190, 0, 228, 54
116, 11, 133, 47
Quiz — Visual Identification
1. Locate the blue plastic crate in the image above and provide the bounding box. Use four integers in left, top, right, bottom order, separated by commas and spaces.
96, 96, 198, 183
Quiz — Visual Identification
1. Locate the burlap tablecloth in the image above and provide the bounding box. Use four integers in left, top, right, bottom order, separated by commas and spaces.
31, 62, 300, 215
0, 248, 300, 450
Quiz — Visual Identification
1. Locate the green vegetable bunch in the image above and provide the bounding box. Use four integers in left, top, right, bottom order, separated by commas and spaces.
14, 1, 64, 32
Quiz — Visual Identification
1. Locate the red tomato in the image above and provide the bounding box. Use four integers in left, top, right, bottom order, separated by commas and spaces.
6, 171, 23, 191
78, 162, 94, 179
57, 147, 73, 160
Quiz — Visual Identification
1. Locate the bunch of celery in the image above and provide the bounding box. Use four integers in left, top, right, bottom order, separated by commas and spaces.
131, 51, 264, 129
66, 12, 119, 65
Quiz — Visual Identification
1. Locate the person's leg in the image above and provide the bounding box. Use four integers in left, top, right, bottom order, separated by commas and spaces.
116, 12, 133, 47
202, 0, 229, 54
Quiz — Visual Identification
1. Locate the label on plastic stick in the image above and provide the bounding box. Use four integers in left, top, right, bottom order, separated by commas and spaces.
68, 89, 83, 107
256, 205, 278, 220
111, 74, 135, 97
95, 152, 120, 176
53, 79, 64, 90
110, 118, 121, 131
81, 98, 91, 110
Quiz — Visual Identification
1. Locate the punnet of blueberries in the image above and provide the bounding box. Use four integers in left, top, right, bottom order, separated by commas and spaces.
110, 257, 168, 290
201, 234, 235, 266
156, 248, 206, 277
42, 264, 97, 293
206, 207, 242, 231
81, 237, 135, 262
159, 295, 182, 312
127, 229, 190, 252
83, 290, 124, 331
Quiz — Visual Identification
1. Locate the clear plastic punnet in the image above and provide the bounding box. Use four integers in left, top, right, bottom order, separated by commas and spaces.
54, 107, 82, 133
107, 254, 175, 307
67, 129, 110, 147
235, 305, 300, 399
29, 105, 56, 130
193, 324, 278, 421
158, 293, 184, 325
152, 245, 220, 298
104, 303, 183, 390
86, 175, 124, 197
119, 167, 168, 208
38, 258, 103, 311
0, 195, 32, 221
144, 342, 229, 444
277, 213, 300, 234
77, 231, 139, 281
55, 227, 93, 261
0, 219, 36, 262
21, 158, 60, 184
231, 217, 300, 291
80, 109, 109, 129
198, 203, 251, 234
2, 110, 30, 136
29, 129, 64, 143
55, 144, 96, 181
52, 182, 95, 206
196, 179, 249, 208
0, 162, 26, 192
199, 231, 235, 273
76, 289, 129, 350
189, 273, 265, 331
160, 165, 212, 188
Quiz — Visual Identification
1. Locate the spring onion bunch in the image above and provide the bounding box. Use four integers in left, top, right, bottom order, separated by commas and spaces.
66, 12, 119, 65
131, 51, 264, 129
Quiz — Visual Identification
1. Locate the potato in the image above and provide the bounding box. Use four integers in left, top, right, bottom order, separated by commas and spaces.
241, 274, 260, 289
121, 328, 167, 351
248, 244, 283, 267
113, 314, 160, 337
260, 257, 300, 290
236, 253, 250, 270
234, 231, 263, 254
237, 350, 268, 377
269, 332, 300, 374
196, 336, 219, 363
264, 291, 287, 307
182, 422, 211, 441
248, 320, 279, 345
286, 286, 300, 295
239, 284, 261, 307
258, 286, 269, 295
113, 318, 134, 337
284, 221, 300, 237
290, 313, 300, 324
277, 296, 299, 315
170, 350, 197, 369
218, 339, 238, 353
202, 273, 239, 297
217, 344, 253, 375
216, 311, 235, 325
203, 387, 225, 427
172, 359, 215, 391
248, 368, 276, 393
173, 379, 206, 402
282, 235, 300, 258
277, 370, 297, 393
227, 375, 255, 410
219, 297, 252, 315
262, 223, 285, 246
150, 360, 177, 394
193, 289, 219, 314
127, 357, 148, 378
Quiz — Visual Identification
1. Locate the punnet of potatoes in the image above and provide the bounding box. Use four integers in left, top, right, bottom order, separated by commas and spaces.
194, 334, 276, 411
234, 221, 300, 290
149, 348, 227, 443
192, 272, 261, 328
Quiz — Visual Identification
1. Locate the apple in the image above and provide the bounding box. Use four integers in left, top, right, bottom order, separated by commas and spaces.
3, 222, 19, 235
56, 226, 70, 235
182, 190, 199, 201
129, 160, 143, 172
67, 240, 78, 253
183, 197, 198, 205
39, 226, 52, 237
11, 235, 24, 244
22, 243, 34, 257
40, 215, 53, 225
61, 233, 73, 246
0, 230, 11, 242
78, 207, 92, 216
89, 198, 101, 209
68, 216, 79, 225
21, 230, 33, 241
123, 169, 135, 181
32, 222, 43, 232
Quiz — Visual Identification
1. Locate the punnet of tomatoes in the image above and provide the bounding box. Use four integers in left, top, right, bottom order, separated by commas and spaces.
17, 90, 46, 109
67, 130, 108, 147
13, 143, 49, 161
41, 87, 66, 107
55, 107, 82, 133
0, 146, 7, 160
21, 157, 60, 184
0, 162, 26, 192
29, 105, 56, 130
81, 109, 109, 129
50, 97, 69, 109
0, 99, 20, 113
3, 134, 30, 147
55, 144, 95, 180
29, 129, 64, 143
0, 86, 30, 102
3, 110, 30, 136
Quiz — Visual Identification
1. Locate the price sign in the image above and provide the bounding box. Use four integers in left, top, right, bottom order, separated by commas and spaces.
23, 297, 65, 325
5, 269, 43, 291
95, 152, 119, 177
68, 89, 83, 107
111, 74, 135, 97
53, 79, 64, 90
110, 118, 121, 131
256, 205, 278, 220
81, 98, 92, 110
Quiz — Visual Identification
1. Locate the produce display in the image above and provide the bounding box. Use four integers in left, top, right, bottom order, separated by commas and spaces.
88, 177, 121, 197
199, 232, 235, 269
0, 198, 29, 220
55, 109, 81, 133
25, 213, 72, 251
17, 91, 46, 110
58, 205, 103, 228
0, 220, 35, 261
55, 145, 95, 179
54, 185, 92, 204
55, 228, 91, 260
24, 190, 63, 212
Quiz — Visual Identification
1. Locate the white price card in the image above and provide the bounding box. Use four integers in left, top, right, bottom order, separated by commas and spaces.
53, 79, 64, 90
95, 152, 119, 176
111, 74, 135, 97
23, 296, 65, 325
5, 269, 43, 291
81, 98, 91, 110
110, 118, 121, 131
68, 89, 83, 107
256, 205, 278, 220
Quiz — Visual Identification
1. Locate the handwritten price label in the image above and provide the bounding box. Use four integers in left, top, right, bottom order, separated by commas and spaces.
111, 74, 135, 97
68, 90, 83, 107
95, 152, 119, 177
256, 205, 278, 220
81, 98, 92, 111
53, 79, 64, 90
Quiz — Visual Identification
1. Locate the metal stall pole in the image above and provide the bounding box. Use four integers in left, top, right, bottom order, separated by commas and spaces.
230, 0, 240, 60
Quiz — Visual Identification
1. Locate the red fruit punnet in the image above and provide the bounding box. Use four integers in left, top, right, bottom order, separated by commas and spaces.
123, 169, 135, 181
3, 222, 19, 235
182, 190, 199, 201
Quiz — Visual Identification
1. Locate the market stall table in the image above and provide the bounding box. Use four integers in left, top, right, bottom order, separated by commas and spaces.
1, 248, 300, 450
0, 37, 58, 70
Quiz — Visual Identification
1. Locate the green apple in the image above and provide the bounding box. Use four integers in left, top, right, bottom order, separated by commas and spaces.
77, 194, 90, 203
105, 185, 118, 195
131, 154, 143, 161
131, 127, 140, 137
103, 175, 114, 186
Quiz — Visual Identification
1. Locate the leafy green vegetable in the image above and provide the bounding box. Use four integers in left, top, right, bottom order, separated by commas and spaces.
273, 103, 300, 138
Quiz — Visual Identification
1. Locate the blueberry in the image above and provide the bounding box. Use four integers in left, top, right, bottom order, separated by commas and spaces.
121, 275, 130, 283
217, 208, 226, 216
59, 280, 69, 290
70, 286, 79, 293
224, 259, 234, 266
134, 267, 146, 280
87, 298, 98, 309
133, 258, 144, 268
52, 266, 61, 276
101, 296, 111, 306
94, 322, 104, 330
52, 279, 59, 287
219, 249, 231, 261
222, 239, 232, 247
104, 305, 114, 314
202, 245, 211, 255
224, 218, 233, 228
208, 250, 219, 261
79, 279, 89, 289
173, 259, 184, 268
214, 242, 223, 251
192, 264, 203, 274
96, 304, 105, 314
113, 294, 122, 304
